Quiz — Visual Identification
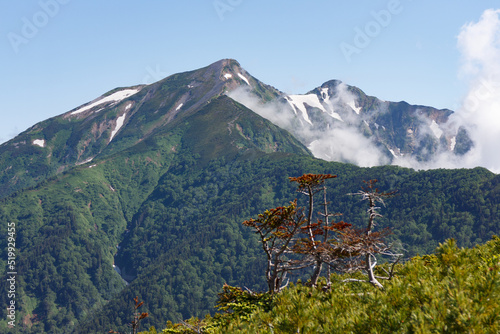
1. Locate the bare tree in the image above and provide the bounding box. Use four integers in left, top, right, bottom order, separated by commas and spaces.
339, 179, 401, 289
244, 176, 401, 293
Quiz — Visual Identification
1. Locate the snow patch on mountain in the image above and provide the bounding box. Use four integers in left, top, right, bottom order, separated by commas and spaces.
176, 103, 183, 111
110, 114, 127, 142
77, 157, 94, 165
318, 88, 344, 121
429, 120, 443, 138
224, 73, 233, 79
347, 100, 362, 114
286, 94, 331, 125
321, 87, 329, 100
316, 82, 362, 121
389, 147, 404, 158
32, 139, 45, 148
450, 136, 457, 151
237, 73, 250, 85
71, 88, 141, 115
327, 112, 343, 122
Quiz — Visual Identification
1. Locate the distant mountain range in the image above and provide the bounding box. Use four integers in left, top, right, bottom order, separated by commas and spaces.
0, 59, 494, 334
227, 64, 472, 167
0, 59, 472, 199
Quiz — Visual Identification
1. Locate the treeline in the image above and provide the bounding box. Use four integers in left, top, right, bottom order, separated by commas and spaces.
81, 155, 499, 332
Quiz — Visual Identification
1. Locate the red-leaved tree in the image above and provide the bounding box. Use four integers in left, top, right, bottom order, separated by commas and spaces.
243, 200, 307, 294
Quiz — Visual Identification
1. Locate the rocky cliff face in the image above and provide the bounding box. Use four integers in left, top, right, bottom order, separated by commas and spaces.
231, 78, 470, 167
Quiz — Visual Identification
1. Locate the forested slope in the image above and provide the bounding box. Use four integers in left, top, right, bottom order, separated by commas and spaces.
79, 157, 499, 333
2, 135, 500, 333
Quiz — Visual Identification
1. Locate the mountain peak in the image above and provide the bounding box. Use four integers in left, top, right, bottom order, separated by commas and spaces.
322, 79, 343, 88
197, 58, 242, 79
209, 58, 241, 68
0, 59, 284, 197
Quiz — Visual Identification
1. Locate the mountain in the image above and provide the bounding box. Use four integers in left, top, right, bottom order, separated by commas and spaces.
0, 59, 496, 333
230, 79, 473, 167
0, 59, 283, 199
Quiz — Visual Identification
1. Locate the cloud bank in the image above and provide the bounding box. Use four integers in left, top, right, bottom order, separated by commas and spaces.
453, 8, 500, 173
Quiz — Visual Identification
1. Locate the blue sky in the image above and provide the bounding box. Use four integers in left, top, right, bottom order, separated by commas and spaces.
1, 1, 499, 144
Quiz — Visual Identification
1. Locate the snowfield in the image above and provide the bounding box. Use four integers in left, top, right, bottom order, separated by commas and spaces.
110, 114, 127, 142
237, 73, 251, 85
71, 88, 141, 115
32, 139, 45, 147
430, 120, 443, 138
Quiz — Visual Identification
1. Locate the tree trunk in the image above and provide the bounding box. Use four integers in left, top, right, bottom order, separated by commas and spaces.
310, 260, 323, 287
366, 254, 383, 289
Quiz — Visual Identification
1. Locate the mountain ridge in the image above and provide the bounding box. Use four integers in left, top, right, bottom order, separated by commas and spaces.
231, 76, 468, 166
0, 58, 473, 198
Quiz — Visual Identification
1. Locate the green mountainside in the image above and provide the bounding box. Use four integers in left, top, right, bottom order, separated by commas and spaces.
0, 92, 310, 333
0, 59, 498, 333
0, 59, 279, 200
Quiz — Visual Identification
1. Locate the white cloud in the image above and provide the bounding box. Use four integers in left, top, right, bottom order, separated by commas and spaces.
308, 127, 389, 167
457, 9, 500, 77
387, 9, 500, 173
452, 9, 500, 173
